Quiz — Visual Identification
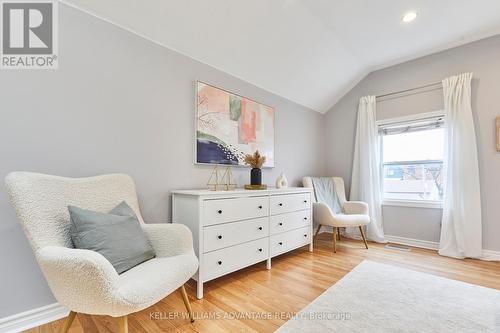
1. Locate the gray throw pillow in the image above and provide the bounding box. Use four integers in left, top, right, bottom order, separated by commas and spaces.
68, 201, 156, 274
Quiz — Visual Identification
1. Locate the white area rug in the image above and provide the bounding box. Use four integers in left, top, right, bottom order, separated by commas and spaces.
277, 260, 500, 332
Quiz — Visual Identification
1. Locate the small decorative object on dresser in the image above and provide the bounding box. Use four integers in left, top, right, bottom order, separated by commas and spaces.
171, 187, 313, 299
206, 166, 221, 191
206, 166, 237, 191
244, 150, 267, 190
220, 166, 236, 191
275, 172, 288, 189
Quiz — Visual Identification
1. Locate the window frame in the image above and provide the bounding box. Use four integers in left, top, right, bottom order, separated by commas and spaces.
377, 111, 445, 210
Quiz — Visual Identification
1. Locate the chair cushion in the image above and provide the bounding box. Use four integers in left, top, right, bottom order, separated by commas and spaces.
332, 214, 371, 227
117, 253, 198, 307
68, 201, 155, 274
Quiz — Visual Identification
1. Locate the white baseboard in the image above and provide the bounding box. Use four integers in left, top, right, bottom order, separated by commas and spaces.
385, 235, 500, 261
481, 249, 500, 261
318, 225, 333, 233
319, 231, 500, 261
385, 235, 439, 250
0, 303, 68, 333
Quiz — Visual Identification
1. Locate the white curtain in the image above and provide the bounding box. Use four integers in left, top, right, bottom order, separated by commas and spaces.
439, 73, 482, 259
348, 96, 386, 243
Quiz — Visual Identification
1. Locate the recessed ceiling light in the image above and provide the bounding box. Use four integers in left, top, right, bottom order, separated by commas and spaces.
402, 11, 418, 23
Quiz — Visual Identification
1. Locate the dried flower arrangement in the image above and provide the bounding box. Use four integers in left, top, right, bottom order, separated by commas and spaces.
244, 150, 266, 169
244, 150, 267, 189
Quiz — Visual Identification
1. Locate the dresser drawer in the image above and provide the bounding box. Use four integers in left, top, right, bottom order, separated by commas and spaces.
203, 217, 269, 253
270, 226, 311, 257
269, 210, 310, 235
202, 238, 269, 281
270, 193, 311, 215
204, 196, 268, 226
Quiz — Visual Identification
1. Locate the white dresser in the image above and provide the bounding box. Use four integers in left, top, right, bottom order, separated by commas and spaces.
171, 187, 313, 299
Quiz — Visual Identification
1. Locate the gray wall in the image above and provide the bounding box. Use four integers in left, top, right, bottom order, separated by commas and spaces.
0, 5, 325, 317
325, 34, 500, 251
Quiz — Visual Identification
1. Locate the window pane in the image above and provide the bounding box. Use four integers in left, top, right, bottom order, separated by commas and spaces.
382, 128, 444, 201
383, 128, 444, 163
383, 162, 444, 201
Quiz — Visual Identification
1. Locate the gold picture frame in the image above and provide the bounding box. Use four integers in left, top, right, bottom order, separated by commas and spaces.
497, 117, 500, 152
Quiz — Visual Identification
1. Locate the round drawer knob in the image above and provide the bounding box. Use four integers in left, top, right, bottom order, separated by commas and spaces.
303, 200, 307, 203
217, 235, 223, 239
258, 226, 263, 230
258, 248, 263, 252
217, 210, 223, 214
218, 261, 222, 265
258, 205, 263, 209
278, 242, 283, 245
278, 203, 283, 206
278, 222, 283, 226
304, 217, 308, 220
304, 234, 308, 237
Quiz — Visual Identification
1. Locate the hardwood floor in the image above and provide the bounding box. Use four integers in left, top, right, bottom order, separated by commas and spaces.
26, 233, 500, 333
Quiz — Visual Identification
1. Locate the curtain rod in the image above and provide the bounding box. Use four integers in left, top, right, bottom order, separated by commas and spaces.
376, 81, 442, 99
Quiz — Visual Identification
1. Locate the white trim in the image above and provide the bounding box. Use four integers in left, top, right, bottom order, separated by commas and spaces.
0, 303, 68, 333
376, 110, 445, 126
481, 249, 500, 262
316, 225, 333, 234
382, 199, 443, 209
385, 235, 439, 250
318, 230, 499, 261
383, 236, 500, 261
317, 231, 439, 250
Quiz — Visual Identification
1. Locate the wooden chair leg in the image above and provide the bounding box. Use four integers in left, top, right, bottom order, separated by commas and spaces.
117, 315, 128, 333
314, 224, 322, 238
180, 284, 195, 323
359, 226, 368, 249
337, 228, 341, 240
59, 311, 77, 333
333, 227, 338, 253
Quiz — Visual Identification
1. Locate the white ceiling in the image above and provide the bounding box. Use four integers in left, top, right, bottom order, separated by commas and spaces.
63, 0, 500, 112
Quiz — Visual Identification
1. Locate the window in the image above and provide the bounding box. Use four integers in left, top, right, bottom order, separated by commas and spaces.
379, 114, 445, 206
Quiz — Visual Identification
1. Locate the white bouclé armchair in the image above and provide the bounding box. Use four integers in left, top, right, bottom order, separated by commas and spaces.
5, 172, 199, 333
303, 177, 370, 253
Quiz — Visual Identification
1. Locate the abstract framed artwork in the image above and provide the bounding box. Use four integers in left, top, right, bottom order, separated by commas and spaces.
195, 81, 275, 167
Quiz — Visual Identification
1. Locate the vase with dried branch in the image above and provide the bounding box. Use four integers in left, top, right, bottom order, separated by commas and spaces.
244, 150, 266, 187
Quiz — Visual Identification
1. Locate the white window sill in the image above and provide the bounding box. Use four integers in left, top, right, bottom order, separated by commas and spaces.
382, 199, 443, 209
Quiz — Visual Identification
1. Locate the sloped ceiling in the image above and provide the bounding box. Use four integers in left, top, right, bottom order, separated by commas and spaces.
62, 0, 500, 112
